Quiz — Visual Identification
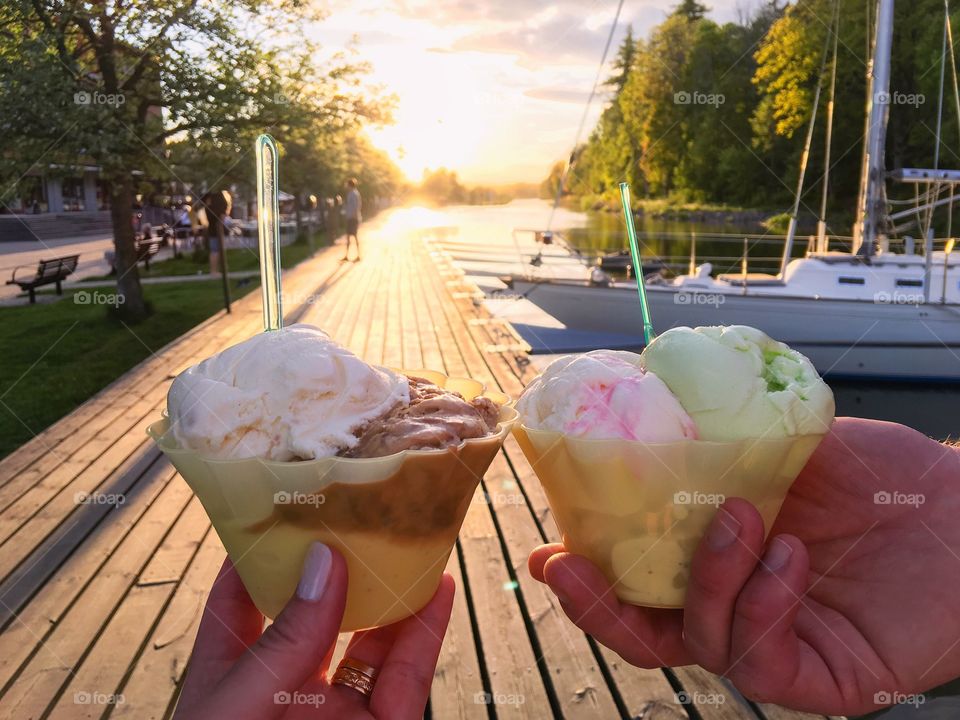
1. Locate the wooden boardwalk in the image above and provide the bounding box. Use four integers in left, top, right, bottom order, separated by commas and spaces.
0, 211, 842, 720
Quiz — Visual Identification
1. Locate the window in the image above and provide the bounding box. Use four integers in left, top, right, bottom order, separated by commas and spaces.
896, 278, 923, 287
838, 276, 865, 285
62, 177, 85, 211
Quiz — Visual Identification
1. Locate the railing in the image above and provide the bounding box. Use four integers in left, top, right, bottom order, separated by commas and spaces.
570, 231, 958, 278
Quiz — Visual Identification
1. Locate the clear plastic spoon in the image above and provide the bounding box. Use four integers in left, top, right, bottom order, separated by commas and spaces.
256, 134, 283, 331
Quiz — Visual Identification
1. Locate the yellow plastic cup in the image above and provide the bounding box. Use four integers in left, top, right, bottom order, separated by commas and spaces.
148, 369, 515, 631
513, 426, 826, 608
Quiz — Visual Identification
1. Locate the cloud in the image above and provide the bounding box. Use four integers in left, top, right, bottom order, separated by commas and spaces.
389, 0, 584, 25
448, 13, 614, 67
524, 87, 596, 104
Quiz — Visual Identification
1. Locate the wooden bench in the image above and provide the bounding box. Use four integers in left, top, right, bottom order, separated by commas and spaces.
5, 254, 80, 304
135, 238, 163, 271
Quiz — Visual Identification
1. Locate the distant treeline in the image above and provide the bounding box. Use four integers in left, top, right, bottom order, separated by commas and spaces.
546, 0, 960, 223
413, 168, 539, 206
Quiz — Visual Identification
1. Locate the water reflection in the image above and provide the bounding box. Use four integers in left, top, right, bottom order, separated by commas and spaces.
831, 381, 958, 441
565, 210, 788, 276
427, 200, 960, 441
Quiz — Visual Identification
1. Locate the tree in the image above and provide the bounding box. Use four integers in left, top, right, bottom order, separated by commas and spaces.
606, 26, 637, 93
419, 168, 467, 205
0, 1, 382, 320
673, 0, 710, 21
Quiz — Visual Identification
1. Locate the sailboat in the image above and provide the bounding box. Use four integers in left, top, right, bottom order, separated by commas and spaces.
507, 0, 960, 382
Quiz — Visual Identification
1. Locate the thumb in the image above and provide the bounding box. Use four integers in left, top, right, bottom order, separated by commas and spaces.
213, 542, 347, 719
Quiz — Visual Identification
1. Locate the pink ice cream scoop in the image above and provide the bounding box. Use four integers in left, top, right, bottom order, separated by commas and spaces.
515, 350, 698, 442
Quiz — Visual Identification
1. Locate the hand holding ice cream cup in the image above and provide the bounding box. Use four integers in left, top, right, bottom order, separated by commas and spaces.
513, 325, 834, 608
149, 325, 515, 631
148, 137, 515, 632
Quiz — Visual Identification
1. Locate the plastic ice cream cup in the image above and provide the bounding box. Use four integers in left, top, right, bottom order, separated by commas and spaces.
149, 369, 515, 631
513, 425, 826, 608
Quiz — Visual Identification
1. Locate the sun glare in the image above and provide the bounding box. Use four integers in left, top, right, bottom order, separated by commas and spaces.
365, 53, 501, 182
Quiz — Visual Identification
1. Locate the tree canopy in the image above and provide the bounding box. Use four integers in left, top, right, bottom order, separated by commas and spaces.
0, 0, 399, 319
555, 0, 960, 229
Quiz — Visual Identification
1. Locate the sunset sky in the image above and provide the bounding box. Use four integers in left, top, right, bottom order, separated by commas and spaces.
313, 0, 749, 185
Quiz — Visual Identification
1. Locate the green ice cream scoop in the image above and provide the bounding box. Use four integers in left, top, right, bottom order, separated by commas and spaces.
640, 325, 835, 440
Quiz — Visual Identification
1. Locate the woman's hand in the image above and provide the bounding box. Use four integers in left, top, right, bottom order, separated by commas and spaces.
175, 543, 454, 719
529, 417, 960, 715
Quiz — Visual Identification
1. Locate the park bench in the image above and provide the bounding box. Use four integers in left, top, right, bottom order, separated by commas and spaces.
6, 254, 79, 304
135, 237, 164, 271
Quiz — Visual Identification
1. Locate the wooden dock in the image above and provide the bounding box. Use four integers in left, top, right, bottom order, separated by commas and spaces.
0, 211, 842, 720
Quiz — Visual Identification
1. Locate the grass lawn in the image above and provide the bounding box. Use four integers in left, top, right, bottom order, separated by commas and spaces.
1, 233, 324, 460
0, 275, 269, 460
0, 278, 259, 460
91, 232, 323, 279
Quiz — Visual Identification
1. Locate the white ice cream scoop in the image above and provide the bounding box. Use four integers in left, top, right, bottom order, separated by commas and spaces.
166, 323, 409, 460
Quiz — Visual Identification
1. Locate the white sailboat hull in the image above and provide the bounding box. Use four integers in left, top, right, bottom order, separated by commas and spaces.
511, 280, 960, 381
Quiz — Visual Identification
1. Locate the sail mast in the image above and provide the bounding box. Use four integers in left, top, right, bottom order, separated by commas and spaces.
854, 0, 894, 255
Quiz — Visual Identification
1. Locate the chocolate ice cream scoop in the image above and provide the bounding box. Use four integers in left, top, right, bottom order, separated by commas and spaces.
344, 376, 501, 458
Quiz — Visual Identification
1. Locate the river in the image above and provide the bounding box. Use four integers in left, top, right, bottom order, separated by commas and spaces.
412, 199, 959, 441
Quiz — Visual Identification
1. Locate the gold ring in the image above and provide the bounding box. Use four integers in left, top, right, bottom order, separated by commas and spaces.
332, 657, 379, 698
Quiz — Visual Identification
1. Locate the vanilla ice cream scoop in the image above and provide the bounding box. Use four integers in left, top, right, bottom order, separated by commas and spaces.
640, 325, 834, 440
166, 324, 409, 460
515, 350, 698, 441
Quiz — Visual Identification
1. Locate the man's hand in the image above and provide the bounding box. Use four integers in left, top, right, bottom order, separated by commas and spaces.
528, 418, 960, 715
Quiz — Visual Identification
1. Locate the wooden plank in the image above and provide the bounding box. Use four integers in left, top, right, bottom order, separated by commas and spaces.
408, 244, 554, 717
0, 463, 179, 691
669, 667, 759, 719
45, 502, 209, 719
757, 705, 832, 720
382, 249, 404, 369
482, 453, 622, 718
428, 549, 487, 720
421, 261, 626, 717
0, 447, 164, 626
416, 238, 702, 717
111, 531, 226, 720
457, 492, 553, 717
0, 471, 196, 716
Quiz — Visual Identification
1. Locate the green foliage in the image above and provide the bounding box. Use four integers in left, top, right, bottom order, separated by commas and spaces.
554, 0, 960, 224
0, 1, 399, 317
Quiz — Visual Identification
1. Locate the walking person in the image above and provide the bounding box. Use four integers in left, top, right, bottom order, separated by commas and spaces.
343, 179, 362, 262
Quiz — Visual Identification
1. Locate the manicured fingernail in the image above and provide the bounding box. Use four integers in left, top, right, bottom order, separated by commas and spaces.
762, 538, 793, 573
297, 542, 332, 601
706, 508, 741, 551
